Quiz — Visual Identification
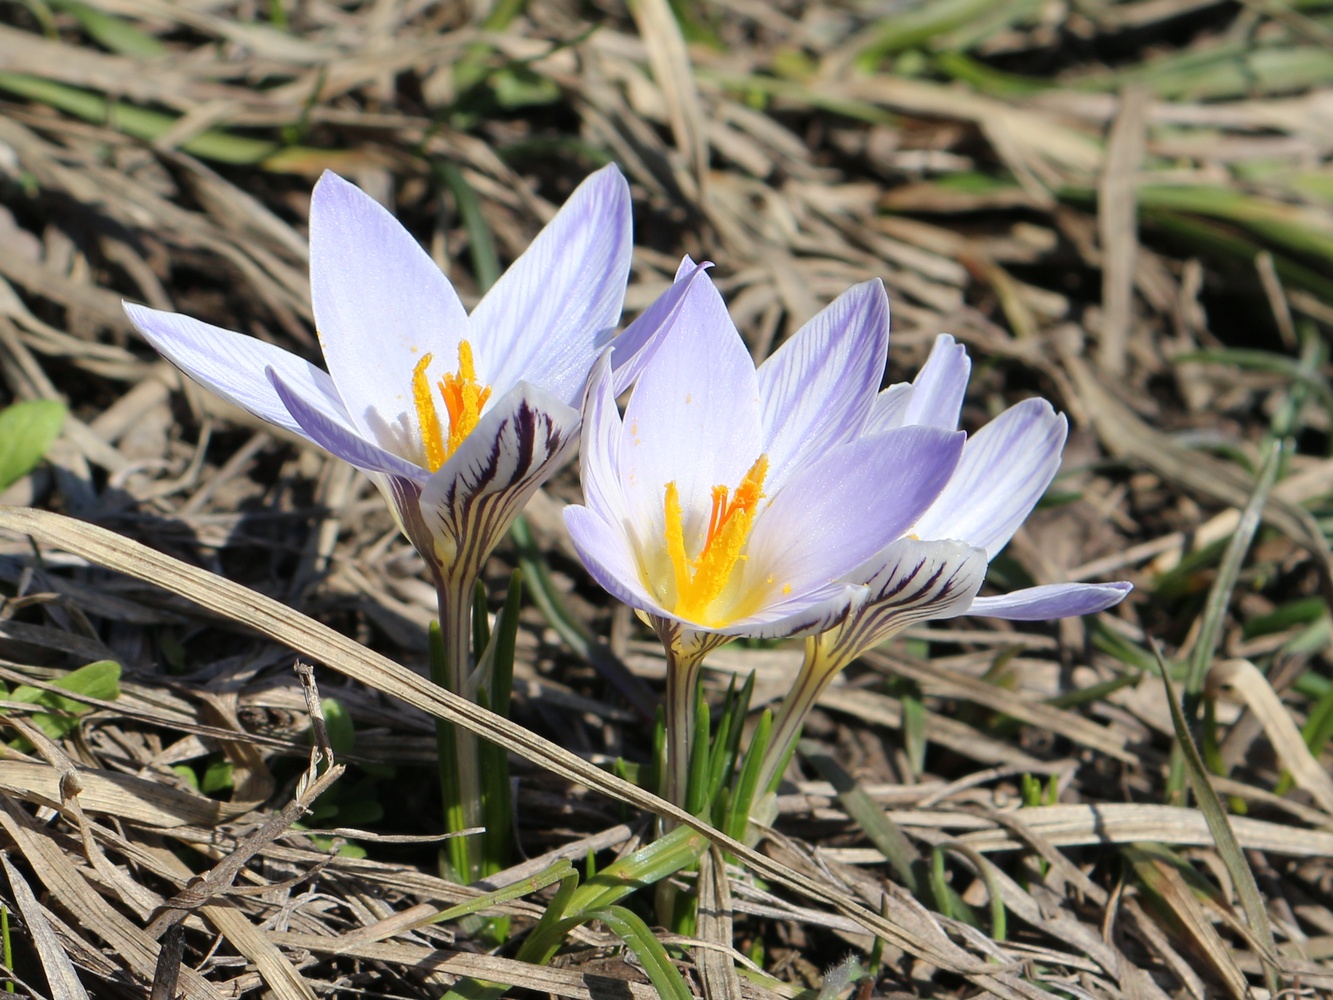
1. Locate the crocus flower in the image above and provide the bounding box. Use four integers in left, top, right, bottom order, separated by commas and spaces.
564, 263, 969, 804
757, 334, 1132, 796
124, 166, 639, 637
124, 165, 645, 872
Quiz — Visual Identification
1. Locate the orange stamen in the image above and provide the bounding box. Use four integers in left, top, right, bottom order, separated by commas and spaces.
660, 455, 769, 626
410, 341, 492, 473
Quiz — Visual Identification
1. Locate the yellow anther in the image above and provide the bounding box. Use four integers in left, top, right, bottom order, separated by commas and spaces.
660, 455, 769, 626
412, 353, 446, 472
411, 341, 492, 473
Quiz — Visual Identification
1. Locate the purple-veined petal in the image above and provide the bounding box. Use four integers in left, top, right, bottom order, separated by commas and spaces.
717, 581, 859, 640
617, 272, 763, 554
308, 171, 471, 442
867, 334, 970, 433
828, 537, 989, 662
901, 334, 971, 429
607, 257, 712, 395
910, 397, 1067, 558
419, 381, 580, 583
870, 382, 911, 430
578, 350, 626, 523
757, 279, 889, 491
968, 581, 1132, 620
268, 368, 426, 481
564, 504, 669, 619
125, 303, 345, 442
743, 426, 965, 603
472, 165, 634, 405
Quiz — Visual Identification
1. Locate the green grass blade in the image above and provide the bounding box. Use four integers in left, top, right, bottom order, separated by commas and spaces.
1156, 645, 1281, 993
586, 906, 693, 1000
50, 0, 164, 57
803, 742, 922, 896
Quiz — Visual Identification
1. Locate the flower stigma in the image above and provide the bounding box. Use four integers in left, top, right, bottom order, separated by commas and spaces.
661, 455, 769, 626
411, 340, 492, 472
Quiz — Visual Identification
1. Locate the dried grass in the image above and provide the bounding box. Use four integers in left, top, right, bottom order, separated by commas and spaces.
0, 1, 1330, 997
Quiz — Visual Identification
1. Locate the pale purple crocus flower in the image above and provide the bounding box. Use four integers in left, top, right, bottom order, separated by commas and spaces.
124, 165, 658, 857
564, 262, 969, 805
757, 334, 1132, 797
125, 166, 643, 641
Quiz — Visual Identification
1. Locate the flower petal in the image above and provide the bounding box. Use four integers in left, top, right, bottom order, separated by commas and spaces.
829, 538, 989, 661
719, 581, 858, 639
910, 397, 1067, 557
617, 272, 763, 554
968, 581, 1132, 620
308, 171, 470, 441
268, 368, 425, 480
867, 334, 971, 433
757, 279, 889, 491
471, 165, 634, 405
607, 256, 712, 395
564, 504, 669, 618
419, 382, 580, 583
125, 303, 343, 441
577, 350, 627, 522
744, 426, 965, 602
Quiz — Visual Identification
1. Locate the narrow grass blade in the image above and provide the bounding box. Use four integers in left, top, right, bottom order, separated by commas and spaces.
1157, 645, 1281, 993
802, 743, 922, 896
586, 906, 692, 1000
429, 859, 575, 924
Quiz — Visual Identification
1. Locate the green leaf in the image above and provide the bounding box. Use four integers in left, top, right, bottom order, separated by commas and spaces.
10, 659, 120, 711
431, 859, 575, 925
200, 759, 234, 794
8, 660, 133, 751
319, 697, 355, 756
585, 907, 692, 1000
0, 399, 65, 491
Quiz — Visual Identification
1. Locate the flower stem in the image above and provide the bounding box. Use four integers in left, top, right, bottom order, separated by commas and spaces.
756, 636, 844, 799
663, 640, 705, 818
433, 579, 482, 881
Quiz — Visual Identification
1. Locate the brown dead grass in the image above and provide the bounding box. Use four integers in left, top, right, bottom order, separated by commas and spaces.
0, 1, 1332, 998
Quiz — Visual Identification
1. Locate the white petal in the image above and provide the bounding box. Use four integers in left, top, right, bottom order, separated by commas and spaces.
564, 504, 667, 618
617, 272, 763, 559
607, 257, 712, 395
910, 398, 1067, 557
577, 351, 626, 523
718, 581, 859, 640
744, 426, 965, 601
757, 279, 889, 491
308, 171, 471, 443
968, 581, 1132, 620
125, 303, 343, 442
867, 334, 971, 433
471, 165, 634, 405
268, 368, 425, 480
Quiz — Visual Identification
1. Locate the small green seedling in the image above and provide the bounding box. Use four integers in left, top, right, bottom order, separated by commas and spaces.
0, 399, 65, 492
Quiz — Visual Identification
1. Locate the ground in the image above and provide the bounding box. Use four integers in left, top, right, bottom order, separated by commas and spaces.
0, 1, 1332, 998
